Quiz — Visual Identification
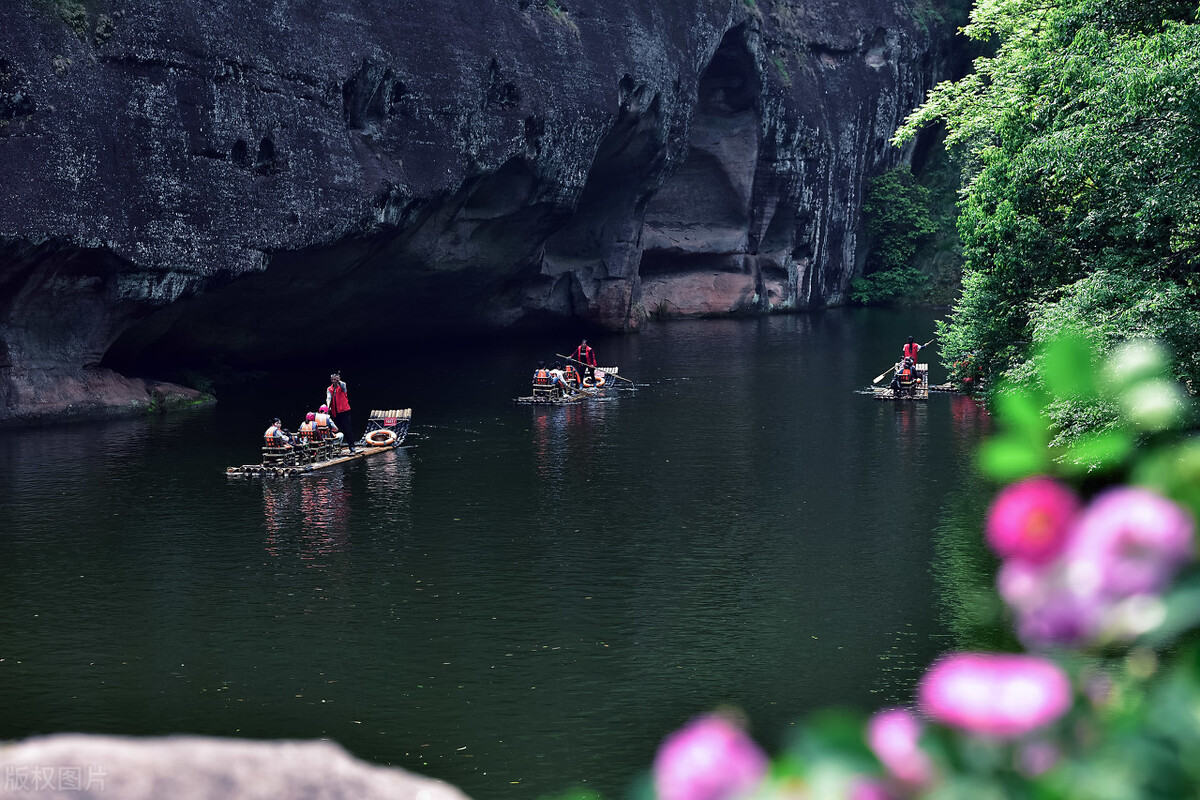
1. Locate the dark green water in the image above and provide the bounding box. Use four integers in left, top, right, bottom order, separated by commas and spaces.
0, 309, 990, 799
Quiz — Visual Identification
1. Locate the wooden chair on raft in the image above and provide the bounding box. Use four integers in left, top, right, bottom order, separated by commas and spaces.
295, 427, 340, 463
531, 371, 559, 401
262, 439, 298, 467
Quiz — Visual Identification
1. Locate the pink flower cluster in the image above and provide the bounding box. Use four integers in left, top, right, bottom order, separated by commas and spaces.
918, 653, 1072, 737
653, 714, 767, 800
864, 655, 1071, 791
867, 708, 934, 787
988, 478, 1194, 647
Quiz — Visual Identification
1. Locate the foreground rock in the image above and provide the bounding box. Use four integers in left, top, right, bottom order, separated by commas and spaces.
0, 734, 470, 800
0, 0, 954, 424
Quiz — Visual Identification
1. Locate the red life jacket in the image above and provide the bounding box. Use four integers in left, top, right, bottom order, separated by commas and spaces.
534, 369, 550, 385
328, 382, 351, 413
903, 343, 920, 361
574, 345, 596, 366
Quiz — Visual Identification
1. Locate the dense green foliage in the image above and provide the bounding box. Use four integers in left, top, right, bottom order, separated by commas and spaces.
851, 166, 938, 304
896, 0, 1200, 402
862, 166, 938, 274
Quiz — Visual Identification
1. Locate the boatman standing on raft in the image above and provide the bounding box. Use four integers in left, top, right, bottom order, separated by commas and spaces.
326, 372, 355, 454
903, 336, 921, 362
573, 339, 597, 380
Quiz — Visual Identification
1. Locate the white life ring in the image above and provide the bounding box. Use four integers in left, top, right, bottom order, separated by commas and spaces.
364, 429, 397, 447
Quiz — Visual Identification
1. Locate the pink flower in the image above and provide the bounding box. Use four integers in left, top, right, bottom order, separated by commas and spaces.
998, 561, 1104, 646
996, 559, 1049, 610
987, 477, 1080, 564
1012, 588, 1103, 647
653, 714, 768, 800
918, 653, 1072, 738
1065, 487, 1194, 598
849, 777, 898, 800
866, 708, 934, 786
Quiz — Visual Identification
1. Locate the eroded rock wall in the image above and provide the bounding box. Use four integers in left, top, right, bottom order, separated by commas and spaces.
0, 0, 949, 422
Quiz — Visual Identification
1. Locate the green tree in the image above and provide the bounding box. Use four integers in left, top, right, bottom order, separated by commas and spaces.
896, 0, 1200, 398
851, 165, 938, 303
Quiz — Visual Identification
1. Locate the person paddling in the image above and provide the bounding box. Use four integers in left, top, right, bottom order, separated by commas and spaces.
573, 339, 597, 380
326, 372, 355, 453
903, 336, 921, 362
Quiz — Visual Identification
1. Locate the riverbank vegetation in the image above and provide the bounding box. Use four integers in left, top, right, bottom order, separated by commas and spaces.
894, 0, 1200, 417
851, 165, 939, 305
852, 142, 964, 308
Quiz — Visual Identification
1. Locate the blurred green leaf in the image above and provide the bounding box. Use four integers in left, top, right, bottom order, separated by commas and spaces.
1121, 379, 1188, 433
1131, 437, 1200, 521
1060, 430, 1134, 474
995, 389, 1050, 446
1042, 333, 1099, 400
540, 789, 604, 800
1142, 577, 1200, 649
1104, 339, 1170, 392
800, 709, 877, 763
980, 435, 1046, 481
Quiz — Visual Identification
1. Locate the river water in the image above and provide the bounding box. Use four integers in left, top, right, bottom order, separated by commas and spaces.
0, 308, 990, 799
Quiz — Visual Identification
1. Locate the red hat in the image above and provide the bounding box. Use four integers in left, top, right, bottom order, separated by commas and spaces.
306, 412, 316, 420
319, 404, 328, 412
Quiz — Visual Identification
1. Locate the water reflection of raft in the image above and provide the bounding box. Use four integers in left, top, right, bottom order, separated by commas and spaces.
226, 409, 412, 476
514, 367, 619, 405
865, 386, 929, 401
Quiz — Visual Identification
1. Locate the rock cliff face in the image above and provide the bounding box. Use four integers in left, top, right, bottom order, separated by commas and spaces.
0, 0, 949, 423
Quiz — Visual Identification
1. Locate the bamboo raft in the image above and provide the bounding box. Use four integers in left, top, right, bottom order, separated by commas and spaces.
514, 367, 620, 405
226, 409, 412, 476
866, 363, 931, 401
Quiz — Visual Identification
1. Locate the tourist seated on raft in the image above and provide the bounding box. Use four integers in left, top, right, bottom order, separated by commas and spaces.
264, 417, 294, 448
563, 363, 580, 388
549, 364, 574, 395
298, 412, 319, 443
314, 405, 343, 443
533, 361, 552, 389
890, 357, 917, 392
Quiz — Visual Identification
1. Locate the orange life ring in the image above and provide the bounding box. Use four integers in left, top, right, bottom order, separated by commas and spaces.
364, 429, 397, 447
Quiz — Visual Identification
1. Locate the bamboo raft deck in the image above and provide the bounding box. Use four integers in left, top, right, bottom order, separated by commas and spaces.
227, 408, 411, 476
864, 386, 930, 401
